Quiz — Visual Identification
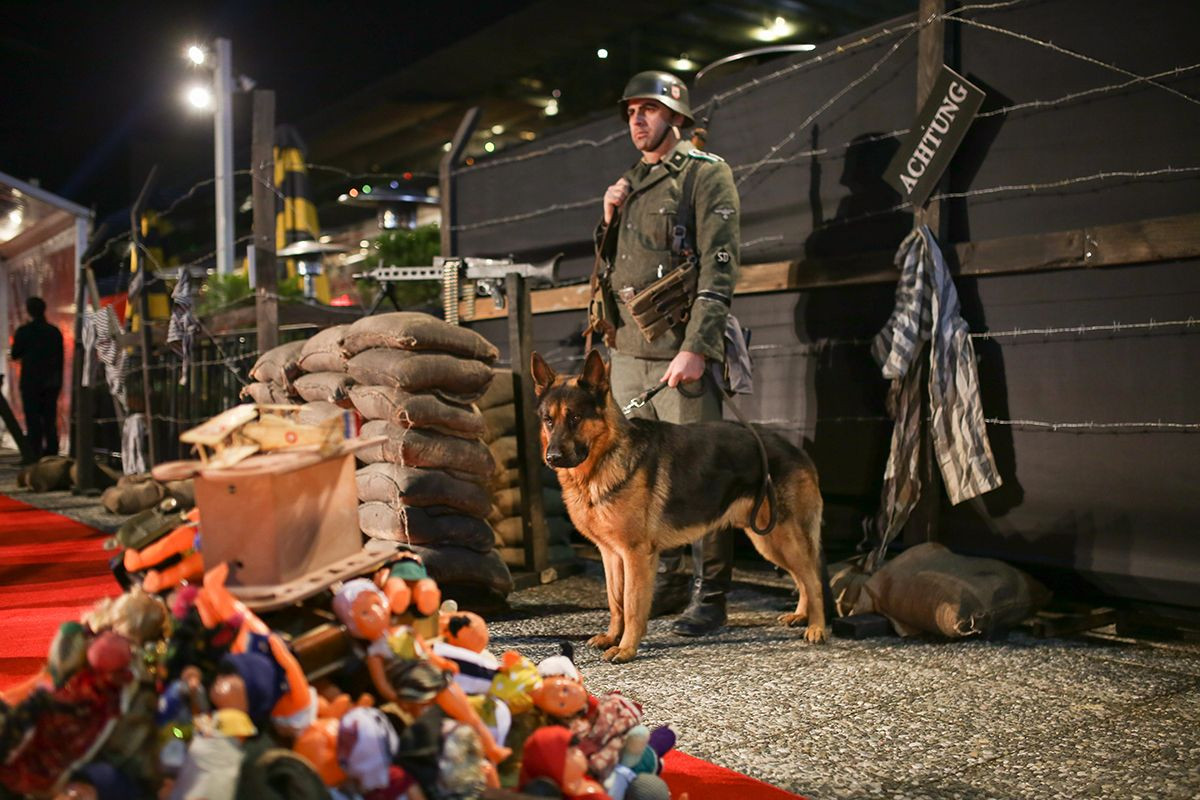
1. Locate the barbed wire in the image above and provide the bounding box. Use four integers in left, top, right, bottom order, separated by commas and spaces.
947, 15, 1200, 109
451, 197, 599, 233
755, 416, 1200, 434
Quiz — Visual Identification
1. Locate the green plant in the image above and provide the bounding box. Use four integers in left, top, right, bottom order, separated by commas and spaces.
197, 272, 250, 317
359, 224, 441, 309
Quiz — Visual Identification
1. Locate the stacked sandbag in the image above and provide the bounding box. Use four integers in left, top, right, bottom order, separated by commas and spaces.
345, 312, 512, 600
480, 368, 576, 569
100, 473, 195, 515
241, 339, 305, 404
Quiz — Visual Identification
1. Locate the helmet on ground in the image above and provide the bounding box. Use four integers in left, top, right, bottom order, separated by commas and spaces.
619, 71, 694, 126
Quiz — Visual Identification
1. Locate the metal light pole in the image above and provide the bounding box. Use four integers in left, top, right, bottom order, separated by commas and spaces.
213, 38, 235, 275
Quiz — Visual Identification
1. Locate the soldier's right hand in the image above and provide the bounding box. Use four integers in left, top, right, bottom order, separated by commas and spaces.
603, 178, 632, 224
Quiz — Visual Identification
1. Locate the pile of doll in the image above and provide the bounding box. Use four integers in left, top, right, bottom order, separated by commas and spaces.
240, 314, 513, 604
0, 550, 684, 800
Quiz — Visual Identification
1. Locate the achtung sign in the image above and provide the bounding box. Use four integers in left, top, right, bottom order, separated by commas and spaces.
885, 66, 985, 208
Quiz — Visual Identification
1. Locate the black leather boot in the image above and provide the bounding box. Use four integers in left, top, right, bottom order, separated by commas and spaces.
650, 546, 691, 618
671, 528, 735, 636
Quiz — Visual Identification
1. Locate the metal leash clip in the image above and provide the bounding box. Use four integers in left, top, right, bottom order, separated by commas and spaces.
621, 381, 669, 416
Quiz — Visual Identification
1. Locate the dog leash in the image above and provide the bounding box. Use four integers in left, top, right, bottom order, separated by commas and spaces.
623, 373, 778, 535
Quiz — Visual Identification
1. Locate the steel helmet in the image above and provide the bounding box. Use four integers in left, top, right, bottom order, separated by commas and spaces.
619, 71, 694, 127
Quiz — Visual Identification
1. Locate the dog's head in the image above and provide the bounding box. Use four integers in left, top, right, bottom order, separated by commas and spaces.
530, 349, 611, 470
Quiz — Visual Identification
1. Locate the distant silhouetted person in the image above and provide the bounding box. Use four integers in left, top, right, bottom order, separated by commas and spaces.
11, 296, 64, 460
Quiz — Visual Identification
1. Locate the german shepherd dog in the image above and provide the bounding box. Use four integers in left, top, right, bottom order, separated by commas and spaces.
531, 350, 828, 663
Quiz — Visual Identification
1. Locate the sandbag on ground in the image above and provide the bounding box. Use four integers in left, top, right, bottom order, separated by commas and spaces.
356, 463, 492, 518
293, 372, 355, 404
101, 476, 164, 514
298, 324, 350, 373
358, 503, 495, 552
856, 542, 1051, 638
341, 312, 500, 362
349, 385, 485, 439
346, 349, 493, 402
407, 544, 513, 597
28, 456, 74, 492
358, 420, 496, 480
249, 339, 305, 386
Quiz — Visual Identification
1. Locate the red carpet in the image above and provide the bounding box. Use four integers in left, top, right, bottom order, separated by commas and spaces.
0, 494, 119, 692
662, 750, 805, 799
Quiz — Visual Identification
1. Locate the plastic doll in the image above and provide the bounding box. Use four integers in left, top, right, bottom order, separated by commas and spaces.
519, 726, 611, 800
122, 508, 202, 593
332, 578, 511, 765
194, 562, 318, 736
374, 552, 441, 640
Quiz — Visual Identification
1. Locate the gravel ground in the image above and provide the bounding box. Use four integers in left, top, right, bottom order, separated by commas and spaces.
5, 451, 1199, 799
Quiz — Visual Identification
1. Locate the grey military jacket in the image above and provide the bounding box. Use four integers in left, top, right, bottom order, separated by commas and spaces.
597, 139, 740, 362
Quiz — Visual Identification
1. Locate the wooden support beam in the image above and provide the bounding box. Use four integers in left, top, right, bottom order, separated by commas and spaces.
915, 0, 946, 236
508, 273, 551, 577
252, 90, 279, 354
132, 166, 159, 467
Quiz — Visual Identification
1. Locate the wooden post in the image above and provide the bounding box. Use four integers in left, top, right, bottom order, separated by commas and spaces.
508, 273, 551, 578
915, 0, 946, 236
252, 90, 279, 354
71, 241, 103, 491
438, 107, 481, 258
905, 0, 949, 547
132, 166, 158, 467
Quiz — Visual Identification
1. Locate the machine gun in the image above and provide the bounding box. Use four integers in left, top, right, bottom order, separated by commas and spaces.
356, 253, 562, 322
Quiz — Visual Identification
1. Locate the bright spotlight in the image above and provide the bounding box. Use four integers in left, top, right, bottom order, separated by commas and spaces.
490, 124, 505, 135
544, 98, 559, 117
186, 45, 207, 65
597, 48, 609, 59
671, 54, 698, 71
753, 16, 796, 42
185, 84, 213, 109
484, 141, 496, 153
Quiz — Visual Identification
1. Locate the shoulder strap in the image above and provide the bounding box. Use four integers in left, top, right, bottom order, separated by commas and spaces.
671, 160, 700, 259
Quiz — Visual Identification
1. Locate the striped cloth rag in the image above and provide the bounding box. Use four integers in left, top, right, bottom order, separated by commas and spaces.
867, 225, 1001, 571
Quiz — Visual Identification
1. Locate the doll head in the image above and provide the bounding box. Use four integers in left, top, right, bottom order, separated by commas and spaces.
332, 579, 390, 641
440, 610, 489, 653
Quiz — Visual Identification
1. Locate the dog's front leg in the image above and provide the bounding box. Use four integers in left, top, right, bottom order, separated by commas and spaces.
603, 546, 658, 663
588, 545, 624, 651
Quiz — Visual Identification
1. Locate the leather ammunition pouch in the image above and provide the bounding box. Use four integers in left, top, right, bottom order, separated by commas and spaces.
623, 258, 699, 343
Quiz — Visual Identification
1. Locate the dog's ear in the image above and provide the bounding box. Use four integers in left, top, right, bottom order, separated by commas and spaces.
579, 349, 609, 395
530, 351, 557, 398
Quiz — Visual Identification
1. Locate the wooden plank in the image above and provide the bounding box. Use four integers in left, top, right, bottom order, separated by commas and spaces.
252, 90, 279, 354
455, 211, 1200, 321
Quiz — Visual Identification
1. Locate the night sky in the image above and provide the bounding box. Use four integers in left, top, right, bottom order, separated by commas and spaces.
2, 0, 528, 221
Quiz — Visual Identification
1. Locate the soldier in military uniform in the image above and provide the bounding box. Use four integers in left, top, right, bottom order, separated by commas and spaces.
595, 71, 741, 636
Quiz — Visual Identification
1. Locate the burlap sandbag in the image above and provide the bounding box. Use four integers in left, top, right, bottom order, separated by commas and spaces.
349, 385, 486, 439
358, 503, 495, 552
346, 349, 493, 402
492, 486, 567, 518
341, 312, 500, 363
164, 479, 195, 509
358, 420, 496, 479
356, 463, 492, 518
297, 401, 349, 426
298, 324, 350, 373
240, 381, 295, 404
489, 467, 521, 492
477, 369, 514, 410
407, 544, 513, 597
293, 371, 355, 404
70, 459, 121, 491
101, 479, 165, 515
493, 514, 574, 548
828, 558, 871, 618
489, 436, 519, 470
859, 542, 1051, 638
249, 340, 305, 386
482, 403, 516, 443
29, 456, 74, 492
